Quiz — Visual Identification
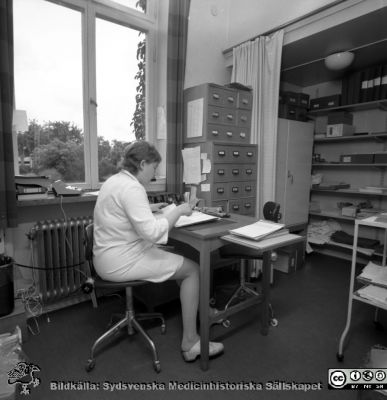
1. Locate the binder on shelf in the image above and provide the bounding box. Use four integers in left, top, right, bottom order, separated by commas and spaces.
380, 64, 387, 100
373, 64, 382, 101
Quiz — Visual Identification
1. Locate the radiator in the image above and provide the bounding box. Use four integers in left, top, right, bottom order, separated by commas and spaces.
31, 216, 93, 304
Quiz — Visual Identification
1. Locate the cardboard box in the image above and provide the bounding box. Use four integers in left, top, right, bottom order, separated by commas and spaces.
327, 111, 353, 125
310, 94, 341, 110
340, 153, 374, 163
326, 123, 355, 137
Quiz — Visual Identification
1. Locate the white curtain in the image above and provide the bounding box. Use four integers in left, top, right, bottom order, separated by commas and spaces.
231, 30, 284, 218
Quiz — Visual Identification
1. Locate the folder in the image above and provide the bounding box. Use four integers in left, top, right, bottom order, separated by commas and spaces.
380, 64, 387, 100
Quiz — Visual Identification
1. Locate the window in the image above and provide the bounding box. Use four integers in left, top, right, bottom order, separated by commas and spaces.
13, 0, 166, 188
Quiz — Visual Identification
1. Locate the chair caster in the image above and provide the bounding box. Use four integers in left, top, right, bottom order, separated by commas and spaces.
153, 360, 161, 373
270, 318, 278, 327
161, 323, 166, 334
336, 352, 344, 362
222, 319, 231, 328
209, 297, 216, 306
85, 359, 95, 372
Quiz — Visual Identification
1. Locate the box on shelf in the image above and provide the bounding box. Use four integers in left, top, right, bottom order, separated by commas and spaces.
340, 153, 374, 163
327, 111, 353, 125
310, 94, 341, 110
326, 123, 355, 137
341, 206, 357, 217
374, 152, 387, 163
278, 104, 308, 121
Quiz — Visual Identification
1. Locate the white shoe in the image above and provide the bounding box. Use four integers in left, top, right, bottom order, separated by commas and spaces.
181, 340, 224, 362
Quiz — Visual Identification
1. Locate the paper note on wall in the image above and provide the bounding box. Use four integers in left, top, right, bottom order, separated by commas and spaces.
182, 146, 201, 184
201, 184, 210, 192
202, 159, 211, 174
186, 98, 203, 138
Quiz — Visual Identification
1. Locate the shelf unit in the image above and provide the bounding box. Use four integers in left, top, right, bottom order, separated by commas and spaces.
337, 216, 387, 361
309, 101, 387, 260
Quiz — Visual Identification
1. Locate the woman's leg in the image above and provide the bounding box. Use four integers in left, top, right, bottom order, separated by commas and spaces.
170, 257, 200, 351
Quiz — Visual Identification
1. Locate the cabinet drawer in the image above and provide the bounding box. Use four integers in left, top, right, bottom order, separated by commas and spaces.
237, 91, 253, 110
236, 110, 252, 128
213, 164, 232, 182
229, 181, 256, 198
208, 106, 236, 125
228, 164, 257, 181
207, 124, 250, 143
229, 198, 256, 215
208, 85, 237, 108
213, 183, 229, 201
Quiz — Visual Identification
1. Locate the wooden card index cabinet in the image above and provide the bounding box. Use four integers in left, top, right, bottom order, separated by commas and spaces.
183, 83, 252, 144
183, 82, 257, 217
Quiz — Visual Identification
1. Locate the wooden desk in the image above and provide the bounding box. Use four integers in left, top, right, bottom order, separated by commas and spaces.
169, 214, 304, 371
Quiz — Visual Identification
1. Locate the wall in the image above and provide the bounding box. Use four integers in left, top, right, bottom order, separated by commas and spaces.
185, 0, 340, 88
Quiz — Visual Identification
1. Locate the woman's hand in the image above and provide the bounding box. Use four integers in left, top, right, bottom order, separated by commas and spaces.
178, 202, 193, 216
150, 202, 168, 213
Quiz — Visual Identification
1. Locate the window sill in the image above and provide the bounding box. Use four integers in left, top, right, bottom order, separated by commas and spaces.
17, 193, 98, 207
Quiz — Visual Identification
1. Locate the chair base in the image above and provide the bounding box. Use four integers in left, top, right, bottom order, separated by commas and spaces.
86, 309, 166, 373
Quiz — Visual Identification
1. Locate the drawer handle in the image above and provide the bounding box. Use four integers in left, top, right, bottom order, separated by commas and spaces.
232, 169, 240, 175
232, 187, 239, 193
217, 169, 225, 175
211, 130, 219, 136
232, 205, 240, 210
233, 151, 240, 157
244, 203, 251, 208
218, 151, 225, 157
226, 131, 233, 137
226, 114, 233, 120
212, 112, 220, 118
212, 93, 220, 100
242, 98, 248, 104
217, 188, 225, 193
246, 152, 253, 157
240, 132, 246, 138
227, 96, 235, 103
245, 169, 253, 175
240, 116, 247, 122
245, 186, 252, 192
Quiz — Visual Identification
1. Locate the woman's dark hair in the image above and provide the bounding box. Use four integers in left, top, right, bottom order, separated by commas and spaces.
121, 140, 161, 174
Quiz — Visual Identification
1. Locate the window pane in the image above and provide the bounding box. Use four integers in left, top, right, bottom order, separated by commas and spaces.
108, 0, 146, 13
13, 0, 85, 183
96, 18, 146, 182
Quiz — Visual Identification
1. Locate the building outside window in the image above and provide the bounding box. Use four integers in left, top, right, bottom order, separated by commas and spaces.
13, 0, 166, 188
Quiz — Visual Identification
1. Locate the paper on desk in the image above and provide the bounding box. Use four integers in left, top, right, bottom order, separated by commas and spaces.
182, 146, 201, 184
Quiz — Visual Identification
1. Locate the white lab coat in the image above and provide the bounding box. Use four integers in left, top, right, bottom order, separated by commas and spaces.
93, 169, 183, 282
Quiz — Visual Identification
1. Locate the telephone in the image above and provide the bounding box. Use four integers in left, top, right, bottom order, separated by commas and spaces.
52, 180, 83, 197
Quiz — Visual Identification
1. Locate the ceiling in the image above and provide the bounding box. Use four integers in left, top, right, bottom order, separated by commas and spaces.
280, 6, 387, 87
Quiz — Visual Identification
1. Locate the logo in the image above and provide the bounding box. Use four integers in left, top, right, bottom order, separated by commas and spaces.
7, 361, 41, 396
329, 370, 347, 388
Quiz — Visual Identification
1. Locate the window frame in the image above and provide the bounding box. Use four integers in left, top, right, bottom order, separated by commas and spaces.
16, 0, 162, 190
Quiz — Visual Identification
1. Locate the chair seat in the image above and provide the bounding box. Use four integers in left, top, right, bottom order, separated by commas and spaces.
219, 244, 264, 260
94, 277, 148, 290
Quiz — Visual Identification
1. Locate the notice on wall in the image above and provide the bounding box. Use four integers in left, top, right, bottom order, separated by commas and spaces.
182, 146, 201, 184
186, 98, 203, 138
202, 158, 211, 174
201, 184, 210, 192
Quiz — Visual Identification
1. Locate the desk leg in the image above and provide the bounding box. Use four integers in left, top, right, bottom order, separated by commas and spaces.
260, 250, 270, 336
199, 241, 211, 371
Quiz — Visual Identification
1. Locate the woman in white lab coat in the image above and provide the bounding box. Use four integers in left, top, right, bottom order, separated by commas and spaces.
93, 140, 223, 362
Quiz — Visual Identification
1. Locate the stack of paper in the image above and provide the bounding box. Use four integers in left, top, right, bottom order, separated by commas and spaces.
356, 285, 387, 306
229, 220, 285, 241
358, 261, 387, 286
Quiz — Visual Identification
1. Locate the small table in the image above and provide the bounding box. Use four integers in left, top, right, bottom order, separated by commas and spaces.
169, 214, 304, 370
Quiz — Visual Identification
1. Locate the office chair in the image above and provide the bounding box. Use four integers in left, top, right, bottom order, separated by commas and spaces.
217, 202, 282, 326
83, 224, 166, 373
